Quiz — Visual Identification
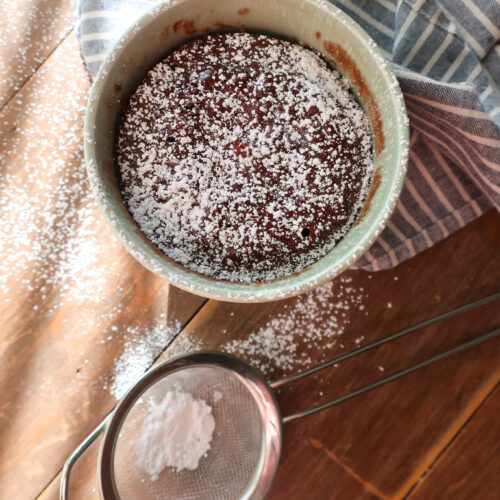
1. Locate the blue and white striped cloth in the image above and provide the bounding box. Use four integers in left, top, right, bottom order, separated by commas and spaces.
75, 0, 500, 271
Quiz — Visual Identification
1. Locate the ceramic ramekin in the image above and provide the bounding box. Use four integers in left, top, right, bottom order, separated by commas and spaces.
85, 0, 409, 302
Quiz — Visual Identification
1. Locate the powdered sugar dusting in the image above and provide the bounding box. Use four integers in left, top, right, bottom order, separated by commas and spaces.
0, 0, 73, 106
0, 35, 126, 311
109, 274, 365, 397
136, 391, 215, 478
164, 333, 205, 360
109, 319, 207, 400
111, 320, 182, 399
117, 33, 373, 283
222, 275, 366, 374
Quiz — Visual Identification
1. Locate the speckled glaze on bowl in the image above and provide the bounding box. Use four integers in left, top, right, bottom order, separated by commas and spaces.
85, 0, 409, 303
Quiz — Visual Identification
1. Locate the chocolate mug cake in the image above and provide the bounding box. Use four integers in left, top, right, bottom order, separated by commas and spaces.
116, 32, 373, 282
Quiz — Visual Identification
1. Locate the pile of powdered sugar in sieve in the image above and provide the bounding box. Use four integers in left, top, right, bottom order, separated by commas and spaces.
136, 391, 215, 479
110, 276, 366, 480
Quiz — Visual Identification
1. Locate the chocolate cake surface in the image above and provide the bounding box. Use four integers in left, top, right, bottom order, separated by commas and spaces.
116, 33, 373, 282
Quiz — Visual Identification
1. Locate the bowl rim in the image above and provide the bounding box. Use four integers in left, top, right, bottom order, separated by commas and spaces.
84, 0, 409, 303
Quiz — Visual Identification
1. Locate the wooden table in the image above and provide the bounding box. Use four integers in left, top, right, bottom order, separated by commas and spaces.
0, 3, 499, 499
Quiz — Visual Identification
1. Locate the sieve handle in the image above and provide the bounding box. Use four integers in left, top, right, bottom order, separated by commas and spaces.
280, 326, 500, 423
60, 412, 112, 500
270, 291, 500, 389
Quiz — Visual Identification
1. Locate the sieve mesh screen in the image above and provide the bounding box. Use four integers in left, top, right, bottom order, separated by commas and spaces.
112, 366, 265, 499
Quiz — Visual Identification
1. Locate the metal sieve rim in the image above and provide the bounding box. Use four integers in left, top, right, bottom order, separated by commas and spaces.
98, 351, 283, 500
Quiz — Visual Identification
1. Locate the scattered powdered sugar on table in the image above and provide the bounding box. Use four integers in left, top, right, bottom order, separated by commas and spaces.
222, 275, 366, 375
109, 320, 205, 400
109, 275, 366, 397
0, 34, 124, 310
0, 1, 73, 104
136, 391, 215, 479
110, 320, 181, 400
164, 333, 205, 360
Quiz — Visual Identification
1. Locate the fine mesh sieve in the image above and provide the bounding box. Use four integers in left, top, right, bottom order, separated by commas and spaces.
99, 355, 281, 500
60, 292, 500, 500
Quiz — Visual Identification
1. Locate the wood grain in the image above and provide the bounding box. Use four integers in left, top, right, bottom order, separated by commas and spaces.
164, 211, 500, 500
1, 3, 499, 499
0, 33, 204, 499
408, 385, 500, 500
0, 0, 74, 109
39, 210, 500, 500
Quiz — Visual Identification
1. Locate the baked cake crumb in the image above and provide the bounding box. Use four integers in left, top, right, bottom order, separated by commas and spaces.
117, 33, 373, 282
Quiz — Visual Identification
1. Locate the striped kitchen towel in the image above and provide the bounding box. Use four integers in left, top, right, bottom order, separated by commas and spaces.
74, 0, 500, 272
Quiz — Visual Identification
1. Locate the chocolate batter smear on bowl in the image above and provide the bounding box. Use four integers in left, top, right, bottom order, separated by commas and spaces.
116, 33, 373, 282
